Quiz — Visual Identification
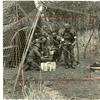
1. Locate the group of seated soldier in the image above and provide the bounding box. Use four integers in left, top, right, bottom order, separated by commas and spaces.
25, 23, 77, 71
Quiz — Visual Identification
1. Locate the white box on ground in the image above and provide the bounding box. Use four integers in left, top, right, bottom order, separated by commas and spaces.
41, 62, 56, 71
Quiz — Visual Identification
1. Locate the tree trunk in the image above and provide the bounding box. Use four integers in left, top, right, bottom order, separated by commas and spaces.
83, 29, 94, 58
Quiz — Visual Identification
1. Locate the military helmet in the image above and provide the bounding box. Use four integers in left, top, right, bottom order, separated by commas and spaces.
34, 43, 40, 48
40, 36, 47, 42
64, 23, 70, 29
52, 30, 57, 36
35, 38, 40, 43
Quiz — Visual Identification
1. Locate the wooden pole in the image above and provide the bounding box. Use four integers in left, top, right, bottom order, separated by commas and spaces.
83, 18, 95, 58
16, 3, 18, 66
12, 5, 43, 97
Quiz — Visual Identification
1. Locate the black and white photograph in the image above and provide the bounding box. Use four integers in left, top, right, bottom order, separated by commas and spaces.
3, 0, 100, 99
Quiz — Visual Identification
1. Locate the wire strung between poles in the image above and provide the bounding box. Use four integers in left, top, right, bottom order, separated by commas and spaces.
12, 5, 43, 97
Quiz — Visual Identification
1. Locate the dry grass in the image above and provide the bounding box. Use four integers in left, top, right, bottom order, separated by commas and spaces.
23, 80, 66, 100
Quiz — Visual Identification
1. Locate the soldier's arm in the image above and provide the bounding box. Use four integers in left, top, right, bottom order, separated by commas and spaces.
34, 48, 41, 58
72, 41, 76, 46
72, 32, 77, 45
74, 32, 77, 39
28, 49, 34, 57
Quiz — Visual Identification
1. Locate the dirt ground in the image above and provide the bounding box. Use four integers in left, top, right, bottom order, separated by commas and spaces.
3, 56, 100, 99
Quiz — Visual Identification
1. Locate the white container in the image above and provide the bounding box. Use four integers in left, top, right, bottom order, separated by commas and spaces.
41, 62, 56, 71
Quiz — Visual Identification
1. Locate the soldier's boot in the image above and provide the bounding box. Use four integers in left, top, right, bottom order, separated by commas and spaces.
65, 62, 70, 69
31, 61, 41, 71
65, 65, 70, 69
25, 64, 31, 71
64, 59, 70, 68
70, 61, 75, 69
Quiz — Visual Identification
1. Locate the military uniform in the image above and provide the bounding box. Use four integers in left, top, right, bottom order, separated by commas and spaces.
62, 24, 76, 68
51, 32, 61, 62
25, 43, 41, 71
40, 35, 50, 57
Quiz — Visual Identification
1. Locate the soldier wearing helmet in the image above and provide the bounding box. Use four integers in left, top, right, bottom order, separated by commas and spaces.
51, 31, 61, 62
25, 38, 41, 71
62, 23, 76, 69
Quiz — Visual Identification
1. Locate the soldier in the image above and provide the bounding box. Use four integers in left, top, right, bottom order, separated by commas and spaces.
51, 31, 61, 62
25, 39, 41, 71
40, 35, 50, 57
62, 23, 76, 69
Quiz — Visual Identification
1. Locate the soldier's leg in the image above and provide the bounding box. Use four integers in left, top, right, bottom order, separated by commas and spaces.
25, 61, 35, 71
25, 63, 31, 71
31, 61, 41, 70
63, 46, 70, 68
55, 48, 60, 62
70, 46, 75, 69
57, 47, 62, 62
25, 57, 33, 71
52, 49, 57, 62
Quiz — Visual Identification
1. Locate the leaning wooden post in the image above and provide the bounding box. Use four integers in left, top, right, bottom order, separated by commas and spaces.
12, 4, 43, 97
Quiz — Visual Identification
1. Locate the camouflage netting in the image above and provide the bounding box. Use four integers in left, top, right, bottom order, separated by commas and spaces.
3, 1, 37, 66
3, 1, 100, 66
